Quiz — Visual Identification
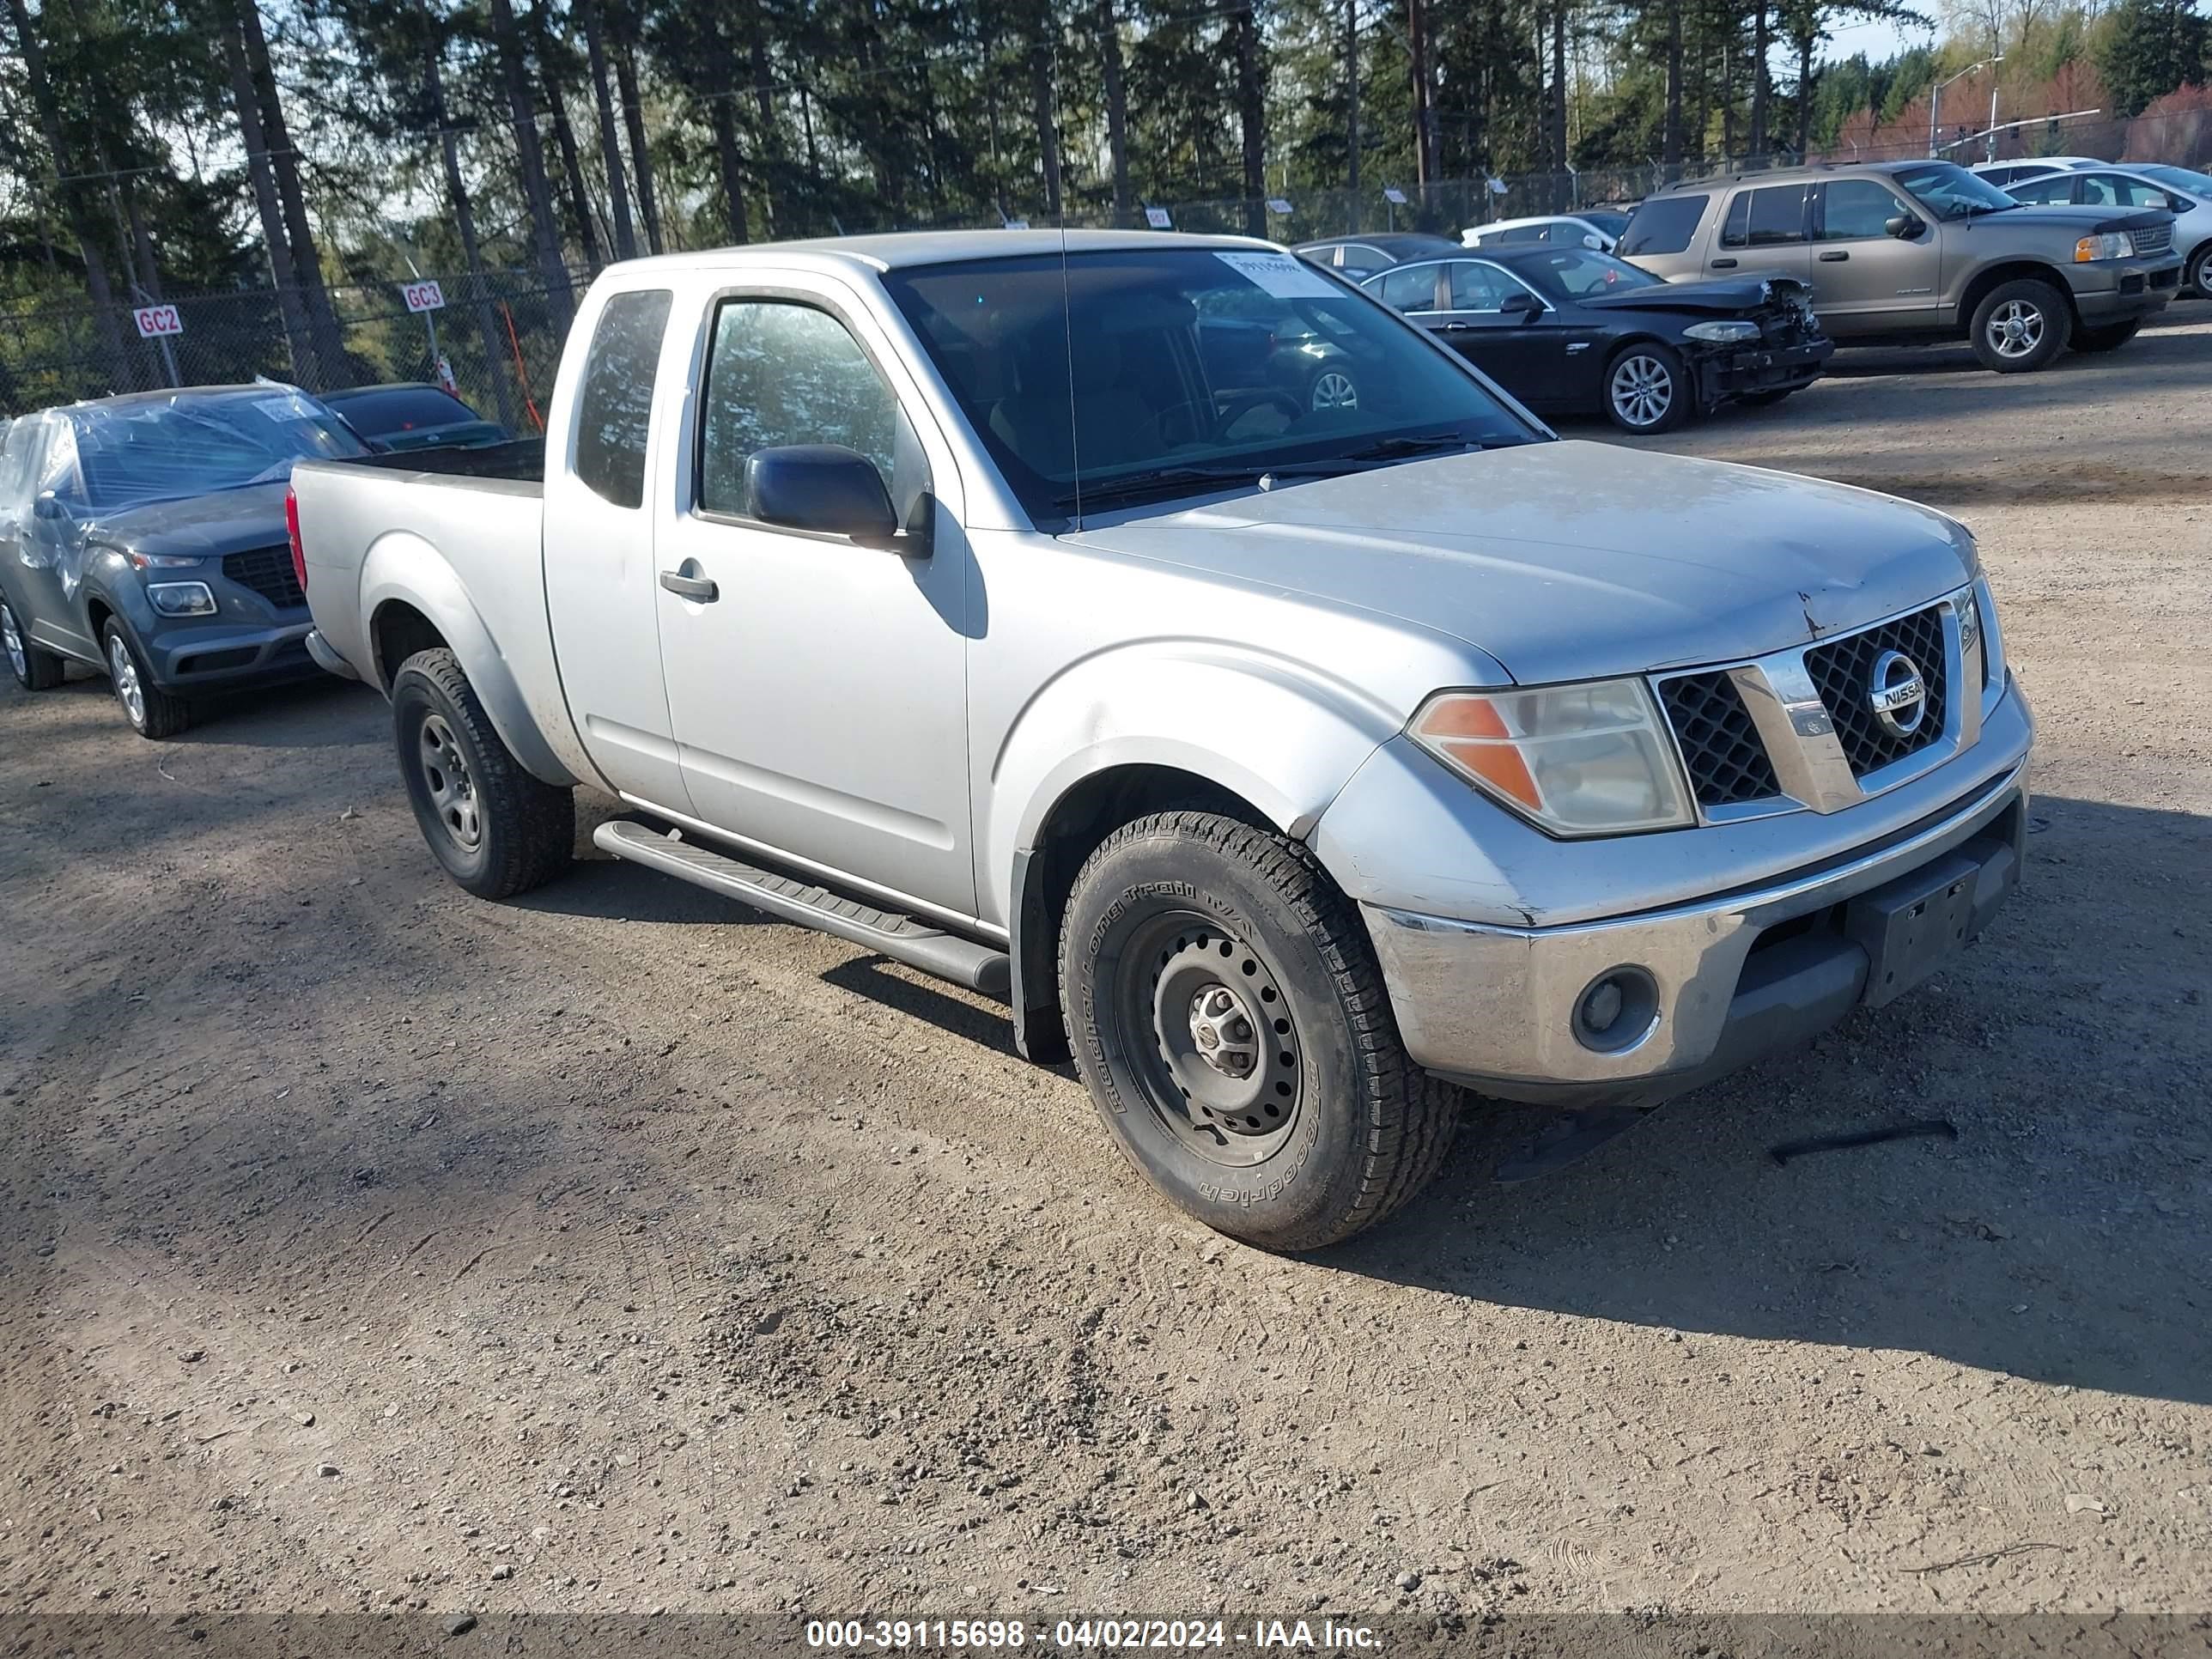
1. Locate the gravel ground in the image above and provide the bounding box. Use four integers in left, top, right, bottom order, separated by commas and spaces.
3, 313, 2209, 1629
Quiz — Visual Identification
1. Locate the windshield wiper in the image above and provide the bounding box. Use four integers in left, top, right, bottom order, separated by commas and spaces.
1335, 430, 1484, 462
1054, 461, 1355, 511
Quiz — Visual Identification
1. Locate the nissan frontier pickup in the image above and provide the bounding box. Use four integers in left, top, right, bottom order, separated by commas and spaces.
291, 230, 2032, 1250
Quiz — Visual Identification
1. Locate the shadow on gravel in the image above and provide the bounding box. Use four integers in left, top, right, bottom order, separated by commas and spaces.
1326, 792, 2212, 1407
172, 675, 385, 749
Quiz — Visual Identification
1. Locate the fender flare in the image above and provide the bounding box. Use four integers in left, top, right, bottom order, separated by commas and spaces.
361, 532, 580, 787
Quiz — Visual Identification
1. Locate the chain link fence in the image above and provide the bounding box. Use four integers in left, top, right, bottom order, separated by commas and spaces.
7, 100, 2210, 420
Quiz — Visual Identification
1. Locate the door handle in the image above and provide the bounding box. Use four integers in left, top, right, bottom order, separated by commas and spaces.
1711, 258, 1738, 269
1441, 321, 1474, 332
1819, 251, 1850, 262
659, 569, 719, 603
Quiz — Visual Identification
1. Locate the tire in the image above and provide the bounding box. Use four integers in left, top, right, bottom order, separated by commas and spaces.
391, 647, 573, 899
1969, 277, 2071, 373
1059, 811, 1460, 1252
2189, 243, 2212, 299
1603, 342, 1691, 434
2073, 319, 2142, 353
100, 618, 191, 738
2, 596, 66, 691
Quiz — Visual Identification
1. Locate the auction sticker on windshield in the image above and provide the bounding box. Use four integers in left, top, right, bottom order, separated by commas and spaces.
1213, 250, 1338, 300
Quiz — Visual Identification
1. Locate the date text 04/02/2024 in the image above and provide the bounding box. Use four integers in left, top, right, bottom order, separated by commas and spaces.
804, 1619, 1385, 1650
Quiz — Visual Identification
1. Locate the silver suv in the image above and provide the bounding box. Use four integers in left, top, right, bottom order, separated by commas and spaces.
1620, 159, 2183, 372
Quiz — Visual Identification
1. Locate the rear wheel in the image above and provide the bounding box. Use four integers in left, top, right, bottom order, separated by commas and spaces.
1060, 811, 1460, 1252
100, 618, 191, 738
2, 597, 66, 691
392, 647, 573, 899
1604, 343, 1691, 434
2073, 319, 2142, 353
1970, 278, 2071, 372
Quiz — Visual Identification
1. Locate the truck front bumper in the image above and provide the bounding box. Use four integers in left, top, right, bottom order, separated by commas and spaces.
1349, 686, 2033, 1109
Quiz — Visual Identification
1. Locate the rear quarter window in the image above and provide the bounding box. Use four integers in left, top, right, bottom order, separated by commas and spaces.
573, 288, 673, 509
1620, 195, 1709, 257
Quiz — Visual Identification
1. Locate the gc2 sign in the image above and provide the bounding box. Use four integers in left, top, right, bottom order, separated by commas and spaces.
133, 305, 183, 338
400, 280, 447, 313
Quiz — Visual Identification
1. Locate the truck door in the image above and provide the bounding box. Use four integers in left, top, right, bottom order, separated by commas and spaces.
543, 285, 693, 810
650, 283, 976, 919
1808, 178, 1938, 331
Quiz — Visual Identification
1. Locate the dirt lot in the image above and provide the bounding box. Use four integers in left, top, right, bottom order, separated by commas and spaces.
3, 313, 2209, 1631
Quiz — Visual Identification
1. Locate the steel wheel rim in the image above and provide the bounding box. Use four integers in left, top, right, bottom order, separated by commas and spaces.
1111, 908, 1304, 1170
1610, 354, 1674, 428
107, 635, 145, 726
1988, 300, 2045, 359
417, 712, 483, 850
1310, 370, 1358, 410
2, 604, 24, 682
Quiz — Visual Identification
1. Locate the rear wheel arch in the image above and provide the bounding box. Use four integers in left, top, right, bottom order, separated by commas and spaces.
370, 598, 447, 691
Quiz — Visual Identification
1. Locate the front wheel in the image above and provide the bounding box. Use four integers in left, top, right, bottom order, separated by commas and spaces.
1970, 278, 2071, 372
391, 647, 573, 899
1060, 811, 1460, 1252
2073, 319, 2142, 353
2189, 243, 2212, 299
3, 597, 66, 691
1604, 343, 1691, 434
100, 618, 191, 738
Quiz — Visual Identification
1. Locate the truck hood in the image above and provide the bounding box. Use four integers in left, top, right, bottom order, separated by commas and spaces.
79, 481, 292, 562
1065, 440, 1972, 685
1955, 204, 2172, 236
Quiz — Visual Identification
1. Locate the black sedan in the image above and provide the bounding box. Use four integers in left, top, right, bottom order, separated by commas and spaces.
1361, 245, 1832, 433
323, 382, 508, 453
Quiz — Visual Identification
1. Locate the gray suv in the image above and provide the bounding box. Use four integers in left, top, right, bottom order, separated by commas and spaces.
1620, 159, 2184, 372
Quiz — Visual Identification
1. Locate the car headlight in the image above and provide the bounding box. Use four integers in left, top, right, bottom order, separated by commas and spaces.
147, 580, 217, 617
1410, 681, 1694, 837
2075, 232, 2131, 262
1682, 319, 1760, 343
127, 550, 204, 569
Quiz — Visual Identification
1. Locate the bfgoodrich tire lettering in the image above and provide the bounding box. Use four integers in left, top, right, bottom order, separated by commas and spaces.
1060, 811, 1459, 1252
392, 647, 574, 899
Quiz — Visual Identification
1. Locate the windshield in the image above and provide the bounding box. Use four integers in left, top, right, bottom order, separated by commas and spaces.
880, 246, 1541, 524
1583, 210, 1632, 238
2137, 163, 2212, 197
59, 390, 366, 513
328, 386, 482, 437
1893, 162, 2022, 221
1516, 248, 1664, 300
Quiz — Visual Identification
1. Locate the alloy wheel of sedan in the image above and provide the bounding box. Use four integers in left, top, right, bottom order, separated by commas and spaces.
1, 602, 25, 684
1310, 370, 1358, 411
107, 633, 147, 729
1984, 299, 2045, 361
1608, 353, 1675, 429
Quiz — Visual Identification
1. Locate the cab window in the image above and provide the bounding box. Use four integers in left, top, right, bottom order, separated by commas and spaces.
573, 288, 672, 508
697, 299, 921, 524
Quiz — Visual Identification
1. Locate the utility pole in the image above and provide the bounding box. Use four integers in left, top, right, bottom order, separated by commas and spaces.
1345, 0, 1360, 227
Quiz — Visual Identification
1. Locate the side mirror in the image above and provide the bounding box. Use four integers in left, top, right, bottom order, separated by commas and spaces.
1884, 214, 1923, 240
32, 492, 65, 522
1499, 289, 1543, 316
1583, 232, 1607, 250
744, 444, 906, 552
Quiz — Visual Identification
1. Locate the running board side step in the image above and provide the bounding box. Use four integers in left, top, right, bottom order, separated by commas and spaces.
592, 819, 1010, 997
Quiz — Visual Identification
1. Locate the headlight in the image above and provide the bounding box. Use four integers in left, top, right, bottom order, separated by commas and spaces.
1409, 681, 1694, 837
1682, 319, 1760, 343
127, 550, 204, 569
2075, 232, 2131, 262
147, 580, 217, 617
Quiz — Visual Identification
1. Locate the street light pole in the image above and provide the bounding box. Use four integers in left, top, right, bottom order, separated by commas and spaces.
1929, 56, 2004, 157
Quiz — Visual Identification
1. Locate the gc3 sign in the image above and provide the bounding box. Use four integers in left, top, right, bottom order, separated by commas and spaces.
400, 280, 447, 313
133, 305, 184, 338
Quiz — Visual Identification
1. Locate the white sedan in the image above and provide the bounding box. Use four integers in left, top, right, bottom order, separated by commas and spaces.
1462, 211, 1630, 253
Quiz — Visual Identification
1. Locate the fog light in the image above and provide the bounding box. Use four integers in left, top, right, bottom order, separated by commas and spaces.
148, 580, 217, 617
1572, 966, 1658, 1053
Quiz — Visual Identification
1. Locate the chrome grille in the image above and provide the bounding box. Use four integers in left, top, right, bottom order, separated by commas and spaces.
1802, 605, 1948, 776
1657, 671, 1781, 808
223, 544, 305, 609
2131, 223, 2172, 255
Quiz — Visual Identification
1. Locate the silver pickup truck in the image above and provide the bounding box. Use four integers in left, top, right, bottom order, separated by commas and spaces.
292, 230, 2033, 1250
